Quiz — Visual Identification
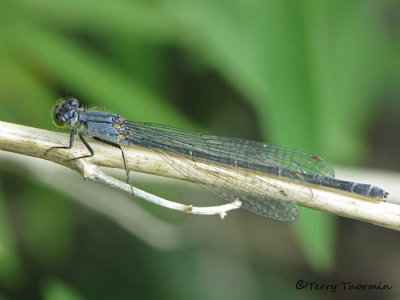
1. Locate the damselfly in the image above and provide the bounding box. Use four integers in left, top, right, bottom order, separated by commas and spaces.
45, 98, 388, 221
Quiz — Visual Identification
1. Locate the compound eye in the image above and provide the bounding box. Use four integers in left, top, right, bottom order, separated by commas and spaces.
54, 112, 69, 127
65, 98, 79, 108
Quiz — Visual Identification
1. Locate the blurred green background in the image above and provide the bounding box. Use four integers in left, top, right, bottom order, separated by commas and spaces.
0, 0, 399, 299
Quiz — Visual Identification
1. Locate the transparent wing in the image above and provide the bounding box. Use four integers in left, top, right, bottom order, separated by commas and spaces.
119, 121, 332, 221
123, 122, 334, 177
149, 145, 301, 221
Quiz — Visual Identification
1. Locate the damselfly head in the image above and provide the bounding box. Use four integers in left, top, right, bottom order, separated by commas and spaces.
52, 97, 80, 128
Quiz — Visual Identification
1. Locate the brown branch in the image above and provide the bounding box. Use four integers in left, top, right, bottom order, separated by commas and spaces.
0, 120, 399, 230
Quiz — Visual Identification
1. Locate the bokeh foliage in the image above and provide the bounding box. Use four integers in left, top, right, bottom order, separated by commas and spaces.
0, 0, 398, 299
